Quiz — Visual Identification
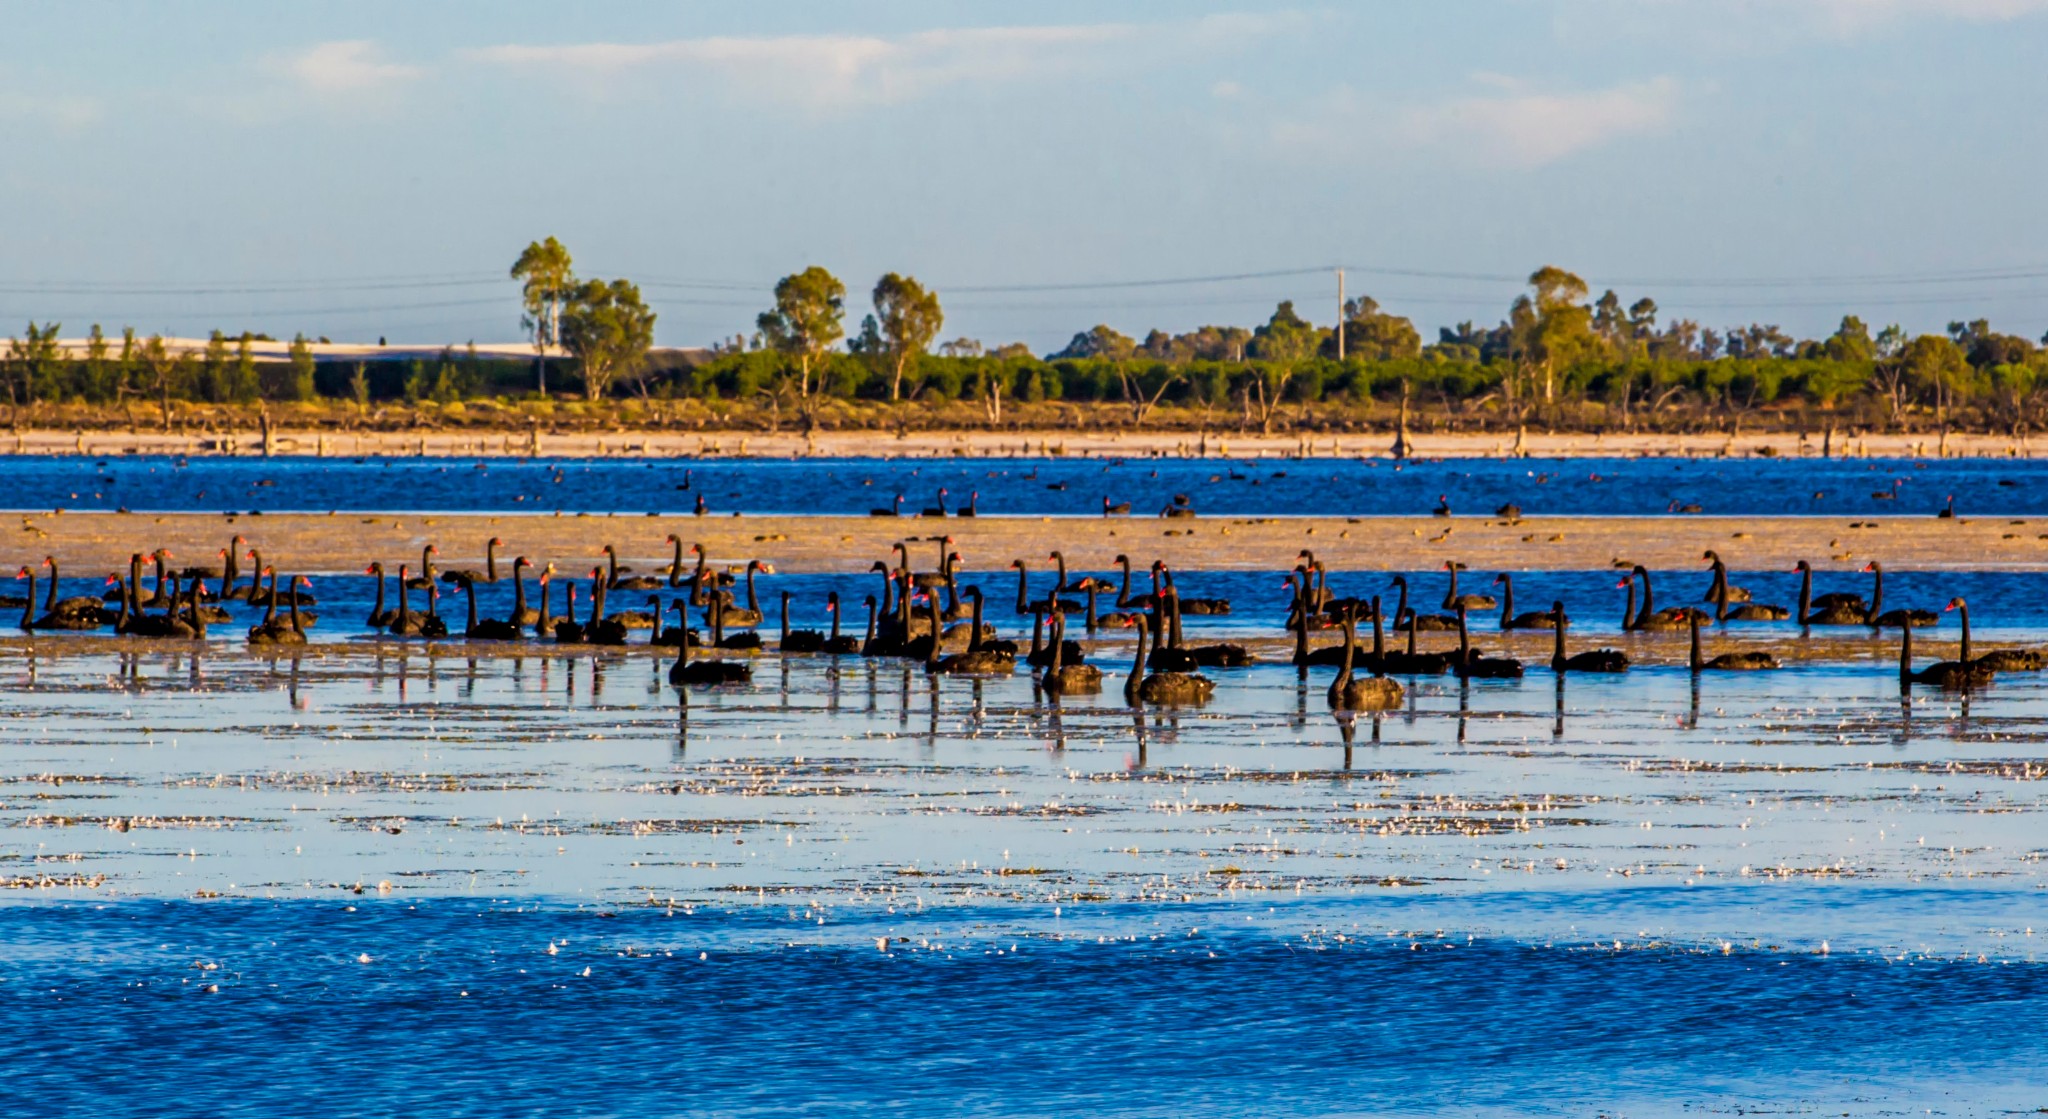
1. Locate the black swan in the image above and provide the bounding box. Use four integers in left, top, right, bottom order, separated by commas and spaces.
1861, 562, 1936, 629
821, 591, 861, 654
1794, 560, 1867, 625
1326, 608, 1403, 712
1124, 618, 1214, 705
1549, 603, 1627, 673
669, 603, 751, 687
1453, 605, 1522, 678
1699, 550, 1752, 604
1688, 612, 1779, 672
1949, 596, 2044, 672
1039, 611, 1103, 695
1495, 573, 1557, 630
604, 544, 663, 591
1899, 623, 1990, 690
1390, 574, 1456, 632
779, 591, 827, 653
442, 537, 505, 586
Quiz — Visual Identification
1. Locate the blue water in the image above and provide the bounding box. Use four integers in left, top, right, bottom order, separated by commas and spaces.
6, 453, 2046, 517
10, 452, 2048, 1116
2, 894, 2043, 1117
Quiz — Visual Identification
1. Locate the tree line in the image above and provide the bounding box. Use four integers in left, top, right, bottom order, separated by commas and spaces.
10, 248, 2048, 435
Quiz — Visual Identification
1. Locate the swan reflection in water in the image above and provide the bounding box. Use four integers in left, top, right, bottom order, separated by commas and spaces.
1331, 711, 1382, 770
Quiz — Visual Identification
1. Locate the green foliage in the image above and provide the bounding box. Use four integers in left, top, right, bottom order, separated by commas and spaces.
858, 273, 944, 401
758, 266, 847, 428
1053, 325, 1135, 360
13, 251, 2048, 432
2, 321, 63, 406
511, 236, 575, 392
1251, 301, 1322, 363
348, 363, 370, 410
1329, 296, 1422, 360
560, 278, 657, 401
282, 334, 318, 401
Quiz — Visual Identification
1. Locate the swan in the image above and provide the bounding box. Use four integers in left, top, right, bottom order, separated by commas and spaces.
1688, 613, 1778, 672
1949, 596, 2044, 672
1793, 560, 1867, 625
1124, 617, 1214, 705
1625, 566, 1703, 632
1453, 605, 1522, 678
442, 537, 505, 586
1039, 611, 1103, 695
1494, 573, 1558, 630
669, 602, 751, 687
603, 544, 663, 591
1861, 562, 1936, 628
1389, 574, 1457, 632
1899, 622, 1990, 689
1549, 603, 1627, 673
1326, 607, 1403, 712
778, 591, 827, 653
925, 589, 1014, 676
1699, 550, 1752, 604
1441, 561, 1490, 614
822, 591, 861, 655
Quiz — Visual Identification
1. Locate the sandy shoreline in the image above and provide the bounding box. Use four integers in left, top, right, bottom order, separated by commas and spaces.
10, 509, 2040, 577
1, 426, 2040, 461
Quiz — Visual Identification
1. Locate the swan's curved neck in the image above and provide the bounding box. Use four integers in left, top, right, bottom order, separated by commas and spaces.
1127, 621, 1147, 700
1334, 613, 1356, 692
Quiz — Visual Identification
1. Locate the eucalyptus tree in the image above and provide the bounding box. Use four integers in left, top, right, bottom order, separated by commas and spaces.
511, 237, 575, 394
758, 266, 846, 432
560, 278, 657, 401
857, 273, 943, 402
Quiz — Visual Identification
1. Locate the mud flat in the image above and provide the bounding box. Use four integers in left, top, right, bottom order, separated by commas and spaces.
13, 509, 2046, 576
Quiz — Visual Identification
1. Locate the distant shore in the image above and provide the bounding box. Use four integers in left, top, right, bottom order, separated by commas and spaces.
1, 426, 2040, 461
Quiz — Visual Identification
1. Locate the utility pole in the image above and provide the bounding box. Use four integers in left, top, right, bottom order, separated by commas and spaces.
1336, 268, 1346, 362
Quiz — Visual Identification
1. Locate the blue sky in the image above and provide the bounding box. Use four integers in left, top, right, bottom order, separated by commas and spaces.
3, 0, 2046, 350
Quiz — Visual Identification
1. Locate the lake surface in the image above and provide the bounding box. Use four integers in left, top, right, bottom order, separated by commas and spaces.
6, 455, 2048, 1116
5, 452, 2047, 517
2, 649, 2045, 1115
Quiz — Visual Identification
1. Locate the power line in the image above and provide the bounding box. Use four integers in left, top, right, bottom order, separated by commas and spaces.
0, 273, 500, 296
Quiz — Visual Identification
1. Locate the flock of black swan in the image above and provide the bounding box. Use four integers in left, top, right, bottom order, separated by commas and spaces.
7, 534, 2035, 705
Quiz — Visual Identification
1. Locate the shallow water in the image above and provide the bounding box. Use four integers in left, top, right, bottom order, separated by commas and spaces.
7, 602, 2048, 1113
7, 453, 2046, 518
5, 650, 2044, 907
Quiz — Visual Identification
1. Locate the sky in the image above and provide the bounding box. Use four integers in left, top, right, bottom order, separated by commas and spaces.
3, 0, 2047, 352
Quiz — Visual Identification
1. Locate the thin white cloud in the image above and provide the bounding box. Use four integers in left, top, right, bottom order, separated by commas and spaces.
462, 15, 1288, 108
1398, 77, 1679, 167
1575, 0, 2048, 47
1791, 0, 2048, 33
0, 91, 100, 130
269, 40, 422, 95
1274, 77, 1679, 169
